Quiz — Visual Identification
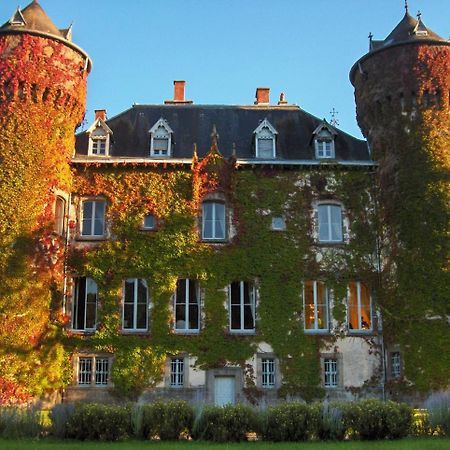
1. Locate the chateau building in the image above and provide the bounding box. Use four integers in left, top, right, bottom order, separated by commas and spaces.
0, 1, 448, 406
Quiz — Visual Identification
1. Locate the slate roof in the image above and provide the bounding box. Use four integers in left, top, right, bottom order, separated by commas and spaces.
75, 104, 370, 163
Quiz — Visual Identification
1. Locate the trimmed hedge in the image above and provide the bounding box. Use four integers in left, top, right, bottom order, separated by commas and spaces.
133, 400, 193, 440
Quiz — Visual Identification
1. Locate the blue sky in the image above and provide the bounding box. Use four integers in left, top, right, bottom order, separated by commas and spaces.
1, 0, 449, 138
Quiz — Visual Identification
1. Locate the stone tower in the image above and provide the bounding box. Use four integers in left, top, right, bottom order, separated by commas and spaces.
350, 7, 450, 391
0, 1, 91, 397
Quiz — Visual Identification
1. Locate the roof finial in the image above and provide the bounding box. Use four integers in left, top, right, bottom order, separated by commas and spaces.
404, 0, 408, 14
416, 10, 422, 21
368, 32, 373, 42
210, 124, 219, 147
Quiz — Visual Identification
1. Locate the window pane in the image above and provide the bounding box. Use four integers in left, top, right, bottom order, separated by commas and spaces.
318, 205, 329, 241
78, 358, 92, 385
231, 305, 241, 329
258, 138, 274, 158
153, 138, 168, 153
330, 205, 342, 241
304, 281, 314, 329
230, 282, 240, 305
123, 304, 133, 329
316, 282, 328, 330
175, 305, 186, 329
73, 277, 86, 330
188, 281, 198, 305
360, 283, 371, 329
143, 214, 155, 229
93, 202, 105, 236
85, 278, 97, 329
243, 304, 254, 329
82, 201, 93, 235
137, 279, 147, 304
188, 304, 199, 329
136, 304, 147, 329
348, 282, 359, 330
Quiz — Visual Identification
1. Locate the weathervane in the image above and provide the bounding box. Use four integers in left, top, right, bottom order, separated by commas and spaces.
330, 108, 339, 127
417, 10, 422, 21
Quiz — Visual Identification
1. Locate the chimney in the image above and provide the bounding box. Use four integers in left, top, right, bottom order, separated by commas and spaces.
278, 92, 288, 105
255, 87, 270, 105
165, 80, 193, 104
95, 109, 107, 121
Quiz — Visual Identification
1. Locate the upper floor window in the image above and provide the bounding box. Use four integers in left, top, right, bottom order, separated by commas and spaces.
317, 204, 343, 243
254, 118, 278, 158
72, 277, 98, 331
303, 281, 329, 332
123, 278, 148, 331
313, 121, 336, 159
81, 199, 106, 238
149, 118, 173, 157
87, 119, 112, 157
229, 281, 256, 333
202, 201, 226, 241
174, 279, 200, 333
390, 351, 402, 379
348, 281, 372, 332
77, 356, 110, 386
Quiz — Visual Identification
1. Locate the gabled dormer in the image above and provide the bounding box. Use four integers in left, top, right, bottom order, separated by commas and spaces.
87, 110, 112, 157
313, 120, 337, 159
149, 118, 173, 157
253, 118, 278, 159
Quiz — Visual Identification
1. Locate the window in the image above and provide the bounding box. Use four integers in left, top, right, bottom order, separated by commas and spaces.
72, 277, 98, 331
170, 357, 184, 388
77, 356, 110, 386
54, 196, 66, 235
254, 118, 278, 158
271, 216, 286, 231
261, 358, 276, 388
390, 352, 401, 378
313, 121, 336, 159
87, 122, 111, 157
81, 200, 105, 237
122, 279, 148, 331
317, 204, 343, 242
229, 281, 256, 332
303, 281, 329, 332
142, 214, 156, 230
348, 282, 372, 331
174, 279, 200, 333
202, 201, 226, 241
324, 358, 338, 388
149, 118, 173, 157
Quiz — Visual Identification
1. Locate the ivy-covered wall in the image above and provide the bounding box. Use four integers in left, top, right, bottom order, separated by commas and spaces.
66, 150, 378, 400
353, 44, 450, 393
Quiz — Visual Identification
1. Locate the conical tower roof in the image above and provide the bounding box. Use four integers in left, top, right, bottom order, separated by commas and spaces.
0, 0, 91, 72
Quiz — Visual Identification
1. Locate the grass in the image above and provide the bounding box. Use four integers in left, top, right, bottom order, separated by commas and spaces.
0, 438, 449, 450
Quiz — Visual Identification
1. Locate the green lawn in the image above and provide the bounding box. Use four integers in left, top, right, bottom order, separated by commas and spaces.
0, 438, 449, 450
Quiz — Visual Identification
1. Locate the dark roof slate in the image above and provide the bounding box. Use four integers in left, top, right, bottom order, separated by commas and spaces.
75, 104, 369, 162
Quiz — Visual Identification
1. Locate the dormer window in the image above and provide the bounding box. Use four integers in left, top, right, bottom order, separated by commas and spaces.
254, 118, 278, 159
87, 113, 112, 157
149, 118, 173, 157
313, 121, 337, 159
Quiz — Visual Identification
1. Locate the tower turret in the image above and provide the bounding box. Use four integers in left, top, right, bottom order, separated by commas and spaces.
0, 1, 91, 399
350, 7, 449, 392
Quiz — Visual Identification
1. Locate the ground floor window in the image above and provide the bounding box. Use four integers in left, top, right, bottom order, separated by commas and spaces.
77, 356, 110, 386
261, 358, 276, 388
323, 357, 338, 388
390, 351, 402, 378
170, 357, 184, 388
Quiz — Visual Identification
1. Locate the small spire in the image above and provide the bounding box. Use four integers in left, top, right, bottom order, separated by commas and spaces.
368, 32, 373, 42
416, 10, 422, 21
210, 124, 219, 147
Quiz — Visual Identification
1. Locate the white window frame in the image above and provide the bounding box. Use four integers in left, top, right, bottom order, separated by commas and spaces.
313, 121, 337, 160
174, 279, 200, 333
229, 281, 256, 333
324, 358, 338, 388
149, 118, 173, 158
170, 357, 184, 388
347, 281, 372, 332
80, 199, 106, 238
261, 358, 276, 388
122, 278, 148, 332
254, 118, 278, 159
77, 356, 110, 387
72, 277, 98, 332
303, 281, 329, 333
202, 201, 226, 241
317, 203, 343, 243
87, 120, 112, 157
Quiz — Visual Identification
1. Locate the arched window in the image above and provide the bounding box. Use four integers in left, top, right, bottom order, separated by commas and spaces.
202, 201, 226, 241
54, 196, 66, 235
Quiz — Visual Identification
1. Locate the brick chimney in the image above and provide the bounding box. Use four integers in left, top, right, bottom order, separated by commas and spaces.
255, 87, 270, 105
95, 109, 107, 121
165, 80, 193, 104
